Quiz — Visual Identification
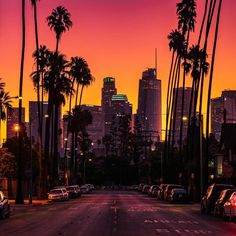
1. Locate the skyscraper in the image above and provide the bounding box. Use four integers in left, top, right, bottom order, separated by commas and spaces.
137, 68, 161, 138
6, 107, 25, 140
101, 77, 117, 135
211, 90, 236, 141
111, 94, 132, 116
80, 105, 104, 148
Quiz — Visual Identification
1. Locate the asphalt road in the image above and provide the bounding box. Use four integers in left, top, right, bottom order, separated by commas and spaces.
0, 191, 236, 236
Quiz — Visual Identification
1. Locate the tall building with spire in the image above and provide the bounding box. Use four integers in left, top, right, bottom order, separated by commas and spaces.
137, 68, 161, 138
101, 77, 117, 134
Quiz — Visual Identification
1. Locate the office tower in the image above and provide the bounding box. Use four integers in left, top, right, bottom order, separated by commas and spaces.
111, 94, 132, 116
101, 77, 117, 135
80, 105, 104, 148
29, 101, 48, 147
137, 68, 161, 139
172, 87, 193, 146
6, 107, 25, 139
211, 90, 236, 141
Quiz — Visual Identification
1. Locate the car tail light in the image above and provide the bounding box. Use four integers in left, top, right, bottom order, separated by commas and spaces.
232, 202, 236, 207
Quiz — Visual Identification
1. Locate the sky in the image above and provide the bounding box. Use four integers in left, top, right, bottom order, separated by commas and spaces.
0, 0, 236, 139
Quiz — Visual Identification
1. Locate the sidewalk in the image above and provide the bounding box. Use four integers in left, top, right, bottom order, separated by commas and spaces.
9, 199, 49, 207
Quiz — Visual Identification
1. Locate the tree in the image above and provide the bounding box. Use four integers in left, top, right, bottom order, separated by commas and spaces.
30, 0, 43, 198
16, 0, 26, 204
47, 6, 72, 52
0, 148, 16, 178
0, 88, 13, 144
177, 0, 197, 153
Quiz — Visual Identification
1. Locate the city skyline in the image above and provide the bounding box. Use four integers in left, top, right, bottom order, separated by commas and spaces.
0, 0, 235, 122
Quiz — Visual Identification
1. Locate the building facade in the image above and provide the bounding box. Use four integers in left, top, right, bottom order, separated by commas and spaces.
80, 105, 104, 148
137, 68, 161, 139
101, 77, 117, 135
211, 90, 236, 141
29, 101, 48, 146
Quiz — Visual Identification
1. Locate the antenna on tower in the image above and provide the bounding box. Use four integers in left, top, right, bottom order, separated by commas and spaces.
155, 48, 157, 79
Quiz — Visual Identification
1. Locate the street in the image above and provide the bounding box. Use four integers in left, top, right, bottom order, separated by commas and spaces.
0, 191, 236, 236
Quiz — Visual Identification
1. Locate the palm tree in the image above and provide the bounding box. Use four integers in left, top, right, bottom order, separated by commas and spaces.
16, 0, 25, 204
0, 90, 13, 145
43, 52, 71, 187
30, 0, 43, 198
63, 57, 90, 183
177, 0, 196, 153
164, 29, 183, 162
205, 0, 222, 189
45, 6, 72, 187
47, 6, 72, 52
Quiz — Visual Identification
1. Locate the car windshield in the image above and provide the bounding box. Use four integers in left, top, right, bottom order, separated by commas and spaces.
50, 190, 62, 194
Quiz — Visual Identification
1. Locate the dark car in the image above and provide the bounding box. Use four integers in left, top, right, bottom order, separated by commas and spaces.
158, 184, 168, 200
169, 188, 189, 203
0, 191, 10, 219
142, 185, 150, 194
148, 185, 159, 197
138, 184, 145, 192
164, 184, 184, 201
214, 189, 235, 217
201, 184, 234, 214
65, 185, 81, 198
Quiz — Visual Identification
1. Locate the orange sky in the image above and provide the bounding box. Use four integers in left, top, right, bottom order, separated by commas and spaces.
0, 0, 236, 140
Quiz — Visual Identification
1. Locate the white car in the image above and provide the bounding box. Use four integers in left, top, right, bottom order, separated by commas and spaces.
48, 188, 69, 202
80, 185, 90, 194
223, 191, 236, 221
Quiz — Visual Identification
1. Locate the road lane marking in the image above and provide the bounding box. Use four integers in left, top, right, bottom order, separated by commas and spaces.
155, 229, 212, 235
144, 219, 199, 224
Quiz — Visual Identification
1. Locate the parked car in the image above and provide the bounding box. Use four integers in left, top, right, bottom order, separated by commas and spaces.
65, 185, 81, 198
223, 191, 236, 221
157, 184, 168, 200
151, 187, 159, 197
214, 189, 235, 217
164, 184, 184, 201
0, 191, 10, 219
201, 184, 234, 214
138, 183, 145, 192
80, 185, 90, 194
148, 185, 159, 197
169, 188, 189, 203
48, 188, 69, 202
142, 185, 150, 194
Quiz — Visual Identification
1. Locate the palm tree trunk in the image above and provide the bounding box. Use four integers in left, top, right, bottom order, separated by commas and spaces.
164, 51, 177, 165
179, 29, 190, 154
64, 78, 76, 185
44, 90, 53, 193
15, 0, 25, 204
205, 0, 222, 190
171, 59, 181, 151
167, 57, 180, 156
75, 82, 80, 107
33, 1, 43, 199
53, 103, 59, 187
78, 85, 85, 107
